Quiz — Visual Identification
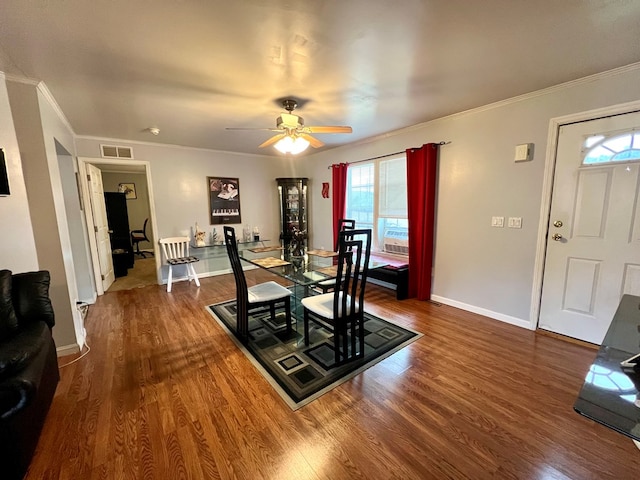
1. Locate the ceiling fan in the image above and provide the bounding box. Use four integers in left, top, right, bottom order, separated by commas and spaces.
226, 99, 352, 153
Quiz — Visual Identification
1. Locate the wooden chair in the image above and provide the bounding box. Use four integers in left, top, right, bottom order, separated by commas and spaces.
131, 218, 153, 257
159, 237, 200, 293
223, 226, 292, 341
316, 218, 355, 293
302, 228, 371, 365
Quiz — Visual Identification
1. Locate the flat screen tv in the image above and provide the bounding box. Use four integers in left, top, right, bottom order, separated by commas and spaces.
0, 148, 9, 196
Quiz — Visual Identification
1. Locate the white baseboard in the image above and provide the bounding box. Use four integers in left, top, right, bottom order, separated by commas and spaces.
56, 343, 80, 357
76, 293, 97, 306
431, 295, 532, 330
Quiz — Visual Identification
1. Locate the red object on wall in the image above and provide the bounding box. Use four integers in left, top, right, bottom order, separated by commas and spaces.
321, 182, 330, 198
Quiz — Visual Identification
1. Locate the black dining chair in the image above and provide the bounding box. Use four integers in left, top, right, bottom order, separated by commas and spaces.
302, 228, 371, 365
131, 218, 153, 258
223, 226, 292, 341
316, 218, 355, 294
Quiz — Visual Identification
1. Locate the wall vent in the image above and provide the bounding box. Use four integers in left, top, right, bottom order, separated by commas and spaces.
101, 144, 133, 159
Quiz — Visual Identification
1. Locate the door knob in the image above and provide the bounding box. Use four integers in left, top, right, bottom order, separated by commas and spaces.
552, 233, 563, 241
553, 220, 563, 228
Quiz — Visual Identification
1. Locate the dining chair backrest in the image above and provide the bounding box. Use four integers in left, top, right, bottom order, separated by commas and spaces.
315, 218, 357, 294
334, 219, 355, 251
333, 228, 371, 321
159, 236, 190, 261
223, 226, 248, 303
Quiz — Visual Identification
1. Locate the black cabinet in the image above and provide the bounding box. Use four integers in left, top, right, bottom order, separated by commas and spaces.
276, 178, 308, 252
104, 192, 134, 275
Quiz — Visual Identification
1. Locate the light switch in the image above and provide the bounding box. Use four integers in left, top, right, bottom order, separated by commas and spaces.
491, 216, 504, 227
508, 217, 522, 228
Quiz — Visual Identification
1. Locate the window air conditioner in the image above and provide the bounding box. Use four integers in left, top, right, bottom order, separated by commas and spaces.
383, 228, 409, 255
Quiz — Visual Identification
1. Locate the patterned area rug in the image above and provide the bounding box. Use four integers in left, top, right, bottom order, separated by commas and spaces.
206, 300, 422, 410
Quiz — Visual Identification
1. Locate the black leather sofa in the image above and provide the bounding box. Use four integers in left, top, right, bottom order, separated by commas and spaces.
0, 270, 60, 480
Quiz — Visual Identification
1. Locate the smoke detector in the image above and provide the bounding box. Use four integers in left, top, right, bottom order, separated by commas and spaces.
147, 127, 160, 136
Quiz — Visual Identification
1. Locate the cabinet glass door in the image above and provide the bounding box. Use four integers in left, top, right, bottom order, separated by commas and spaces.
277, 178, 308, 254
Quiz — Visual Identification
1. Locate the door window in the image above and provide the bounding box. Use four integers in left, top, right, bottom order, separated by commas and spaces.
583, 131, 640, 165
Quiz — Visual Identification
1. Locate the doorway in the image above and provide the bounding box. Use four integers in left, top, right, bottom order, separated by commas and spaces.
77, 157, 160, 295
535, 105, 640, 344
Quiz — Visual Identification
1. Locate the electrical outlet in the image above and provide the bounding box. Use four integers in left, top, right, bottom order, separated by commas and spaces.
491, 216, 504, 227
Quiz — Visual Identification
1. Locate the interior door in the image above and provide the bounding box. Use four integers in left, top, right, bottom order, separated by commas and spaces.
87, 164, 115, 291
539, 112, 640, 344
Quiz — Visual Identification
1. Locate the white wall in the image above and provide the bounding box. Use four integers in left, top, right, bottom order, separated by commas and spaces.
0, 75, 38, 272
302, 64, 640, 328
75, 139, 298, 281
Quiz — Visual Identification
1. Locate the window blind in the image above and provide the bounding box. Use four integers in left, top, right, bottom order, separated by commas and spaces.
378, 157, 407, 218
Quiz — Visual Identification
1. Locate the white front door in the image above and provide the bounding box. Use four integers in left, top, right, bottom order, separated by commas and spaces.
539, 111, 640, 344
87, 164, 115, 291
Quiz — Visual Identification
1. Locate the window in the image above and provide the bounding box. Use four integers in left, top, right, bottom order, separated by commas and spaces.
345, 157, 408, 255
582, 131, 640, 165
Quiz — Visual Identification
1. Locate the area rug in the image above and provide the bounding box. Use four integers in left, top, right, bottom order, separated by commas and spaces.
206, 300, 422, 410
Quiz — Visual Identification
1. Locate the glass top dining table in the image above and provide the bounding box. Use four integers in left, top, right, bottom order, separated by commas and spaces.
239, 245, 387, 287
239, 245, 387, 322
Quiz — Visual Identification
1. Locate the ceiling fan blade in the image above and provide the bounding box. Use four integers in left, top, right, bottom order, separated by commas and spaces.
304, 126, 352, 134
300, 133, 324, 148
226, 127, 282, 132
259, 133, 286, 148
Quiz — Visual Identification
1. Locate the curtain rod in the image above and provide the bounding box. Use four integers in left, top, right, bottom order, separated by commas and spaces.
328, 141, 450, 168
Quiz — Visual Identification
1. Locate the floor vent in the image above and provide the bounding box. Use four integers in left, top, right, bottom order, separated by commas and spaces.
101, 144, 133, 159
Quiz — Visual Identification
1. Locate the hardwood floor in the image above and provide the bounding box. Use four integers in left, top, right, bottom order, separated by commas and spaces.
107, 256, 157, 292
27, 272, 640, 479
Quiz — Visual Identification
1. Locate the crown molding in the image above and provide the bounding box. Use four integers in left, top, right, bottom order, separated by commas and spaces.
1, 71, 40, 86
36, 81, 75, 135
1, 71, 76, 135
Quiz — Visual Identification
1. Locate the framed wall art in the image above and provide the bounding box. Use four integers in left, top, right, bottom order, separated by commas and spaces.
118, 182, 137, 199
208, 176, 241, 225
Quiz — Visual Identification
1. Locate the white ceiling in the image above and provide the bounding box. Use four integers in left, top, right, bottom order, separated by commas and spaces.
1, 1, 640, 156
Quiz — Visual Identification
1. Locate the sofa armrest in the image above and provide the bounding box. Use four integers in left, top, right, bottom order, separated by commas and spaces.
0, 378, 35, 420
11, 271, 55, 329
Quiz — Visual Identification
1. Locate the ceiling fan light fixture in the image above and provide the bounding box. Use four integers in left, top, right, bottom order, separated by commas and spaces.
274, 135, 310, 154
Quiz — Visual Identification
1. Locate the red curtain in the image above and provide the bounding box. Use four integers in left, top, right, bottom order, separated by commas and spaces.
406, 143, 439, 300
331, 163, 348, 247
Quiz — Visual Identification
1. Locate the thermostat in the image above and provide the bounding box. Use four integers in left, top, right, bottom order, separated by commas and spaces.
515, 143, 533, 162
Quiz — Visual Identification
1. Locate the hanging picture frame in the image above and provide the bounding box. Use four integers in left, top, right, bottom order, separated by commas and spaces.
208, 176, 241, 225
118, 182, 137, 199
